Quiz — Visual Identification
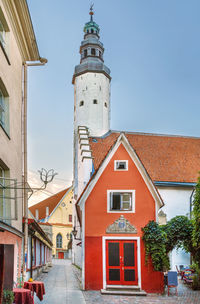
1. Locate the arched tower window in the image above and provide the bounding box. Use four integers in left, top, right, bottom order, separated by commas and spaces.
79, 101, 84, 107
56, 233, 62, 248
91, 48, 96, 56
91, 28, 94, 34
84, 49, 87, 58
93, 99, 98, 104
104, 102, 107, 108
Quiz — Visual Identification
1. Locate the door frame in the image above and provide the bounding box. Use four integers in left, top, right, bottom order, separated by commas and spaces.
102, 236, 141, 290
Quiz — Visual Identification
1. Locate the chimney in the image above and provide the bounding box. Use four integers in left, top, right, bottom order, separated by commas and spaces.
46, 206, 49, 218
35, 209, 39, 220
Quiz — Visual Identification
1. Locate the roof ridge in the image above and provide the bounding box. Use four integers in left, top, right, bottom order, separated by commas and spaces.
89, 129, 200, 140
29, 186, 71, 208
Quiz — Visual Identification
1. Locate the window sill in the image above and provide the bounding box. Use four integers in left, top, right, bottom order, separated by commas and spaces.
0, 41, 11, 65
107, 210, 134, 213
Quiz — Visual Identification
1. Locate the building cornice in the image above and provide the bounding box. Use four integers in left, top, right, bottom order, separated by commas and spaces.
2, 0, 40, 61
154, 181, 196, 188
0, 221, 24, 238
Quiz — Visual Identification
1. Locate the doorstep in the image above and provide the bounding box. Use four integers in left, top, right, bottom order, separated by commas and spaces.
100, 288, 147, 296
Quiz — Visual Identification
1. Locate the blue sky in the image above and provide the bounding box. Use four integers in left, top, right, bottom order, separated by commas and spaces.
27, 0, 200, 194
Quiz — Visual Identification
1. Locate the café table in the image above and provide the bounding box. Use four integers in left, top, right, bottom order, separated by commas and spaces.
24, 281, 45, 301
13, 288, 34, 304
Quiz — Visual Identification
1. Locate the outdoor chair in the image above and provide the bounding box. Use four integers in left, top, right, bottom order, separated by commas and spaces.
167, 271, 178, 296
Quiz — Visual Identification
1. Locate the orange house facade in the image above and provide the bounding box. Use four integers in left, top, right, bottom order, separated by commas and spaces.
77, 134, 164, 293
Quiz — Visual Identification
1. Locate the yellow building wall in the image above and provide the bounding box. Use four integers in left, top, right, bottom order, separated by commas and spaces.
48, 188, 73, 256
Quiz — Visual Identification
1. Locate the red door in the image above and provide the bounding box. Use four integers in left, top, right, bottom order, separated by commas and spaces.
58, 252, 64, 259
106, 240, 138, 285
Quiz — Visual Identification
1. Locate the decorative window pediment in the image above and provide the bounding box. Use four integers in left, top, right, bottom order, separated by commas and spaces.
106, 215, 137, 234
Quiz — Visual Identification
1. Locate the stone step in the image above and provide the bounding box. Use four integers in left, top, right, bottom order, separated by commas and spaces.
100, 289, 147, 296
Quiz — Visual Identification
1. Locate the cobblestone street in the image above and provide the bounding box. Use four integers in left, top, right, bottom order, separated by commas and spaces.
34, 260, 200, 304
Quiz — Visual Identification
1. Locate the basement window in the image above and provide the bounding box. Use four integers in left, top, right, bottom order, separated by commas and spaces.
107, 190, 135, 212
114, 160, 128, 171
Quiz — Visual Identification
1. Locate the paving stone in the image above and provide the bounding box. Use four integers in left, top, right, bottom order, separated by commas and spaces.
33, 260, 200, 304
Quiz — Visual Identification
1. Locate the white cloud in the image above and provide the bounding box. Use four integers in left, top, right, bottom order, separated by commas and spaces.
28, 170, 72, 206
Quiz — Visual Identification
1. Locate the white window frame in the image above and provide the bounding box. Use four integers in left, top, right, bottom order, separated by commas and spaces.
0, 20, 6, 49
114, 160, 128, 171
0, 8, 10, 56
0, 90, 5, 128
107, 190, 135, 213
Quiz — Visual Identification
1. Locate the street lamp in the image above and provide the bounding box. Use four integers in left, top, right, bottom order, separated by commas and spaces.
72, 227, 81, 240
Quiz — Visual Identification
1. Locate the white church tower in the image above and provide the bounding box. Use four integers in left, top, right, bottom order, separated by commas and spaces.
72, 7, 111, 199
72, 7, 111, 137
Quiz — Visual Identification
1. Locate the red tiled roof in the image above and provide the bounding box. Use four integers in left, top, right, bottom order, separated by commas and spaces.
29, 187, 71, 220
89, 132, 200, 183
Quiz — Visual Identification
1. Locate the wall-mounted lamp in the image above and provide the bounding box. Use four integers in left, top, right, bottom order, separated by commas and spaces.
72, 227, 81, 240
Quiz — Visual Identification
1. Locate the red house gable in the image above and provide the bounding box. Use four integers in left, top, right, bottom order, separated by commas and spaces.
78, 134, 164, 292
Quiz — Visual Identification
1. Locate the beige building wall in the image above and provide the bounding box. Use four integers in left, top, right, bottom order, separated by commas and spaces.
48, 188, 73, 256
0, 0, 24, 231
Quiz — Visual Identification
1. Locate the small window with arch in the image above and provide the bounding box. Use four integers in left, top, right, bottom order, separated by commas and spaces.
91, 28, 94, 34
84, 49, 87, 57
104, 102, 107, 108
91, 48, 96, 56
79, 101, 84, 107
93, 99, 98, 104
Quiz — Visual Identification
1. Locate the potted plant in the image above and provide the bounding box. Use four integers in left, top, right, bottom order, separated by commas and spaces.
2, 290, 14, 304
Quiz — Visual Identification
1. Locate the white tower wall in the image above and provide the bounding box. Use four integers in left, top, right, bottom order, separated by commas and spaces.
74, 72, 110, 137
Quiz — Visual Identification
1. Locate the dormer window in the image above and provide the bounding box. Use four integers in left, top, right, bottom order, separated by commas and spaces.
79, 101, 84, 107
91, 48, 96, 56
93, 99, 97, 104
114, 160, 128, 171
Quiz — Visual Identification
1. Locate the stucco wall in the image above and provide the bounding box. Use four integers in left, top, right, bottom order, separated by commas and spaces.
84, 144, 163, 292
74, 72, 110, 137
48, 188, 73, 256
0, 0, 23, 231
158, 186, 193, 270
0, 231, 22, 284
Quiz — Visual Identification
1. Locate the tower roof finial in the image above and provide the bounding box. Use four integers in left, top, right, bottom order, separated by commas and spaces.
89, 3, 94, 21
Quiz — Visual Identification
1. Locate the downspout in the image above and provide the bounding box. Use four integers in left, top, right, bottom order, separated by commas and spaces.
189, 187, 195, 265
22, 58, 47, 281
30, 234, 33, 279
190, 187, 195, 219
23, 63, 28, 281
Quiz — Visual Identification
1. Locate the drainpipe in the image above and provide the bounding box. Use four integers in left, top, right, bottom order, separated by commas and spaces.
189, 187, 195, 265
190, 187, 195, 219
22, 58, 47, 281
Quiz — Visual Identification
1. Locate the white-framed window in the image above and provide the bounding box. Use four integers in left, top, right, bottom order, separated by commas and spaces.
0, 165, 5, 218
0, 8, 9, 56
0, 20, 5, 49
0, 85, 9, 135
114, 160, 128, 171
107, 190, 135, 213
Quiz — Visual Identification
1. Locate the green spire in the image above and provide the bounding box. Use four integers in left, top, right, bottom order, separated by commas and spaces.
83, 5, 100, 35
